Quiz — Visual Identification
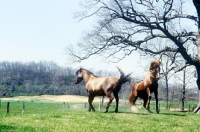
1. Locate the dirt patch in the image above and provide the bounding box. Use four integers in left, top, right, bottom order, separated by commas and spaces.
0, 95, 109, 102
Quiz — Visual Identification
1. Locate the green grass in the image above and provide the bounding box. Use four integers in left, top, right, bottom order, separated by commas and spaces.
0, 101, 200, 132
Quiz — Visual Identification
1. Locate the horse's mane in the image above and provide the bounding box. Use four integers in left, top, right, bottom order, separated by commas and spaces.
76, 68, 98, 77
149, 60, 161, 70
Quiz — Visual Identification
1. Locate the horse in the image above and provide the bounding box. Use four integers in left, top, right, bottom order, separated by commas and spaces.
74, 67, 131, 113
129, 60, 161, 113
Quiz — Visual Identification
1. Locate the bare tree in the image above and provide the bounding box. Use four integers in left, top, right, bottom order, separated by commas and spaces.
159, 55, 175, 109
174, 63, 196, 111
66, 0, 200, 113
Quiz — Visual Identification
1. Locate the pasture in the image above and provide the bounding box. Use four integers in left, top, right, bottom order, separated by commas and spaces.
0, 95, 200, 132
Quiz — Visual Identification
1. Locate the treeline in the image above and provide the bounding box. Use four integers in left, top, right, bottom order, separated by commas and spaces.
0, 61, 81, 97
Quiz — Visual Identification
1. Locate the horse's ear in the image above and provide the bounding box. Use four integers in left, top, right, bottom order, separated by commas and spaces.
80, 67, 83, 72
76, 68, 82, 75
157, 60, 161, 66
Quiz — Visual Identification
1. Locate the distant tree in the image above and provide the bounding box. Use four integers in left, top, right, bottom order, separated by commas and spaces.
174, 64, 196, 111
159, 55, 175, 109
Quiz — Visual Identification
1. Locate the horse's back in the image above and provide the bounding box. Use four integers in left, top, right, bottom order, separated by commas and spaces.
132, 81, 145, 91
86, 76, 118, 94
131, 79, 158, 98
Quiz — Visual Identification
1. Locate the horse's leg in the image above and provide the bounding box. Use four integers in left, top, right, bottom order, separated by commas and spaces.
146, 88, 152, 113
143, 98, 147, 108
88, 95, 95, 112
113, 92, 119, 113
154, 89, 159, 114
105, 91, 114, 113
129, 91, 139, 113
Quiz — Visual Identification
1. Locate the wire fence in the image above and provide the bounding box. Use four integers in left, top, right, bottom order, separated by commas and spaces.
0, 98, 196, 114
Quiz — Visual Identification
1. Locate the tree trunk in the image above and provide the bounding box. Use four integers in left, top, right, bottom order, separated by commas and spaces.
165, 76, 169, 109
193, 26, 200, 113
194, 65, 200, 113
181, 68, 186, 111
193, 0, 200, 113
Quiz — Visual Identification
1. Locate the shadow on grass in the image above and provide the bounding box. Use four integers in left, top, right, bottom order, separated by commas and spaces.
102, 110, 188, 116
0, 125, 16, 132
102, 111, 150, 115
160, 112, 188, 116
0, 124, 37, 132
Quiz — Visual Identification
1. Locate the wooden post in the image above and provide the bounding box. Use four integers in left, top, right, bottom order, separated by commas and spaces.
22, 101, 25, 114
99, 98, 101, 112
188, 105, 190, 112
67, 103, 69, 109
62, 102, 65, 112
6, 102, 10, 113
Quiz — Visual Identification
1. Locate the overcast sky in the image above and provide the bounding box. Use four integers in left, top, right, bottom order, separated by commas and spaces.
0, 0, 196, 77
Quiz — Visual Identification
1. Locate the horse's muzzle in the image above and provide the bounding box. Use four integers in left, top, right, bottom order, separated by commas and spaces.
74, 78, 82, 84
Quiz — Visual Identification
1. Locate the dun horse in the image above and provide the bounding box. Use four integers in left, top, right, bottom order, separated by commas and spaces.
129, 60, 161, 113
75, 67, 131, 113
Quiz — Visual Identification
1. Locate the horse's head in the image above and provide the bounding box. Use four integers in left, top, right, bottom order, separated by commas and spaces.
149, 60, 161, 80
74, 68, 84, 84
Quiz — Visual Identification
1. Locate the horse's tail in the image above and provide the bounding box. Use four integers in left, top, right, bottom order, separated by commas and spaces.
116, 66, 131, 88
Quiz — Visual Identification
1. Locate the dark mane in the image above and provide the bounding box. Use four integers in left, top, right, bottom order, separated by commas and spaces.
76, 68, 98, 77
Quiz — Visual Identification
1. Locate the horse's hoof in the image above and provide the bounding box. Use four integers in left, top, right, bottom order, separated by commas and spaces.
104, 110, 108, 113
149, 110, 153, 113
114, 110, 118, 113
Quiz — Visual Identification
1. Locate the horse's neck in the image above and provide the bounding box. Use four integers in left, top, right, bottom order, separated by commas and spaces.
148, 70, 157, 78
83, 73, 95, 84
145, 72, 156, 83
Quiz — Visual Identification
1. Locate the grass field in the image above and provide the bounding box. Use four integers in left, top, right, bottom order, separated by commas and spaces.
0, 95, 200, 132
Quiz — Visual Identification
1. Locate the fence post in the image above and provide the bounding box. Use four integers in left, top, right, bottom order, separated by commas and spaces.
22, 101, 25, 114
67, 103, 69, 109
99, 98, 101, 112
6, 102, 10, 113
62, 102, 65, 112
188, 105, 190, 112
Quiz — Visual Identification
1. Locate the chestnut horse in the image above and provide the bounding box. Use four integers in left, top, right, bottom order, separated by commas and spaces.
129, 60, 161, 113
75, 67, 131, 113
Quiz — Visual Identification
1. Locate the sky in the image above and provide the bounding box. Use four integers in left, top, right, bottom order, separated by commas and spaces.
0, 0, 196, 77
